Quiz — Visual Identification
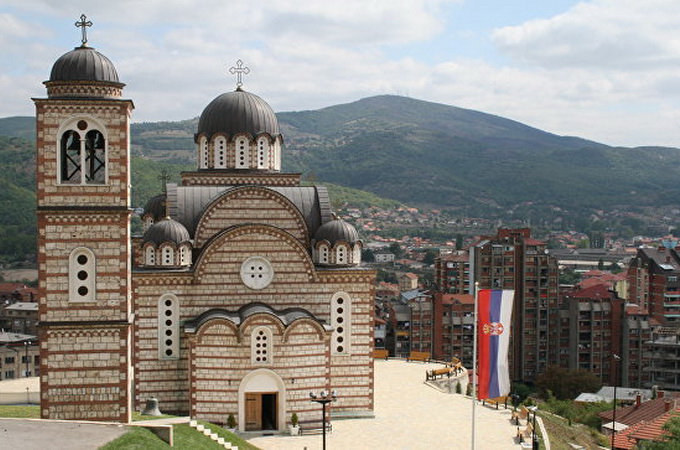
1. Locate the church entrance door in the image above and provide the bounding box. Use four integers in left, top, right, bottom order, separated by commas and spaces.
245, 392, 277, 431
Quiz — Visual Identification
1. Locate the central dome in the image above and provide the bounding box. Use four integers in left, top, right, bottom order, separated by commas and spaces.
197, 88, 280, 139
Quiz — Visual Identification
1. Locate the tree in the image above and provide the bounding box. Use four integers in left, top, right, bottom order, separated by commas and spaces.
361, 249, 375, 262
535, 366, 602, 400
560, 268, 581, 285
456, 234, 464, 250
422, 249, 438, 265
388, 242, 404, 259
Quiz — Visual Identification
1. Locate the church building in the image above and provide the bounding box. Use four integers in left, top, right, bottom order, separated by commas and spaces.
34, 17, 375, 430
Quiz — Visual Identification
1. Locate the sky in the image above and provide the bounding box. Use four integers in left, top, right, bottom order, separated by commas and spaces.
2, 0, 680, 148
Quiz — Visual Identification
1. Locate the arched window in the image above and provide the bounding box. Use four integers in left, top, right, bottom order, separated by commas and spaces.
214, 136, 227, 168
158, 294, 180, 360
145, 245, 156, 266
251, 326, 273, 365
257, 137, 269, 169
142, 216, 154, 233
161, 246, 174, 266
179, 244, 191, 266
318, 243, 329, 264
336, 244, 347, 265
235, 136, 249, 169
69, 247, 96, 302
198, 136, 209, 169
331, 292, 351, 355
352, 243, 362, 265
59, 119, 106, 185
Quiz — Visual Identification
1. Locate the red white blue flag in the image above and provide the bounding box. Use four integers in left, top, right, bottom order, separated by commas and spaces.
477, 289, 514, 400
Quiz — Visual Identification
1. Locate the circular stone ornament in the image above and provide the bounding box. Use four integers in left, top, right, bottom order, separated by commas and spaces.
240, 256, 274, 289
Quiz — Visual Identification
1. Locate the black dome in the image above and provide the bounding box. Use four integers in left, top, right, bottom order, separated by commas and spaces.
142, 217, 190, 246
50, 46, 120, 83
314, 219, 360, 244
197, 88, 280, 139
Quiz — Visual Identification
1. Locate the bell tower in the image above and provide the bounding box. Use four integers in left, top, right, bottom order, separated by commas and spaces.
34, 15, 134, 422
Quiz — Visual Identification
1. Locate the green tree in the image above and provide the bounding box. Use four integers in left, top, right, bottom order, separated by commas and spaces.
361, 249, 375, 262
535, 366, 602, 400
422, 249, 438, 265
388, 242, 404, 259
559, 268, 581, 285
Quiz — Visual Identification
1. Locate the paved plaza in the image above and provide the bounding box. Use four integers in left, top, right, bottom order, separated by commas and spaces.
248, 359, 525, 450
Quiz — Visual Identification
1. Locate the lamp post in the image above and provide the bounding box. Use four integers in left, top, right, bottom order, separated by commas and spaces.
23, 341, 31, 377
310, 390, 337, 450
611, 354, 621, 450
531, 407, 539, 450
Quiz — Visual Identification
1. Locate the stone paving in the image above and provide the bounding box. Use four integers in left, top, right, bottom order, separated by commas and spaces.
248, 359, 525, 450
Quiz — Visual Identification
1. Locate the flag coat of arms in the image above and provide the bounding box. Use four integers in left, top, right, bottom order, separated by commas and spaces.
477, 289, 514, 400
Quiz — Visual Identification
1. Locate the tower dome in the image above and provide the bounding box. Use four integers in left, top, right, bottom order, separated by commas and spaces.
314, 218, 360, 245
49, 46, 120, 84
44, 15, 124, 99
142, 217, 190, 246
197, 88, 280, 140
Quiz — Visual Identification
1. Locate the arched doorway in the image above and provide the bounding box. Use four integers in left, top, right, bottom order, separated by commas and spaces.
238, 369, 286, 432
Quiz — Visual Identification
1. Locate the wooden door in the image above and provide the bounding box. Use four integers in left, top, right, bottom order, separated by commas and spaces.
245, 393, 261, 431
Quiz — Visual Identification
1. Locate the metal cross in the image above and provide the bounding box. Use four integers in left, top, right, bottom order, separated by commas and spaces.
158, 170, 171, 192
75, 14, 93, 46
229, 60, 250, 88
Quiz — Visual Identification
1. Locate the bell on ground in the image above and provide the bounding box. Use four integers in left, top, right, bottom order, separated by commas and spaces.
141, 397, 162, 416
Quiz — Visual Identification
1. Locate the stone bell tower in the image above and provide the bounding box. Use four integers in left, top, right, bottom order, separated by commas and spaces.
34, 15, 134, 422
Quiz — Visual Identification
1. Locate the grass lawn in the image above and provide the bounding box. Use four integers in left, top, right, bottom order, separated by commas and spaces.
0, 404, 40, 418
99, 422, 261, 450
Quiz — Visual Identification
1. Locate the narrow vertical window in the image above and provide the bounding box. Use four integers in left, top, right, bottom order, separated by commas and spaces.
251, 326, 273, 365
235, 137, 249, 169
331, 292, 351, 355
214, 137, 227, 169
352, 244, 362, 265
161, 246, 174, 266
336, 244, 347, 264
199, 136, 209, 169
318, 244, 329, 264
179, 244, 191, 266
69, 247, 96, 302
159, 294, 180, 360
85, 130, 105, 183
61, 130, 82, 183
257, 137, 268, 169
145, 245, 156, 266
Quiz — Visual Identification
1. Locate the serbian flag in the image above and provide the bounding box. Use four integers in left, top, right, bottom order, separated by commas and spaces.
477, 289, 514, 400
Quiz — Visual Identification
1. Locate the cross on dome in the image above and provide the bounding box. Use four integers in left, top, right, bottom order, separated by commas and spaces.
75, 14, 93, 46
229, 60, 250, 89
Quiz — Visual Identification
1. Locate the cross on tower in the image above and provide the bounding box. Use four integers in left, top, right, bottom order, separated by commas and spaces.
229, 60, 250, 88
157, 170, 171, 193
75, 14, 93, 46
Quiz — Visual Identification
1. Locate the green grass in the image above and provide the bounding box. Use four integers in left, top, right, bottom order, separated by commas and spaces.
130, 411, 178, 421
99, 421, 261, 450
0, 404, 40, 418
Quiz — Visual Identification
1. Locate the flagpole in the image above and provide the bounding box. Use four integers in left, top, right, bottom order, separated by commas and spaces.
472, 281, 479, 450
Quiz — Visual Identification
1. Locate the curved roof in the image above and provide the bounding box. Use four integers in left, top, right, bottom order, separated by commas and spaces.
183, 302, 332, 333
142, 217, 190, 246
49, 46, 120, 83
314, 218, 360, 244
197, 88, 280, 139
168, 184, 332, 239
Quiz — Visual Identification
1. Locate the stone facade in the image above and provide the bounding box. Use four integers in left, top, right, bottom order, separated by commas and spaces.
37, 29, 375, 429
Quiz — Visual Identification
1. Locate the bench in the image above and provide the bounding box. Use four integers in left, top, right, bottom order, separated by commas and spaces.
511, 406, 530, 425
299, 419, 332, 435
516, 422, 533, 442
448, 357, 460, 367
483, 395, 509, 410
426, 367, 453, 381
407, 351, 430, 362
371, 349, 389, 360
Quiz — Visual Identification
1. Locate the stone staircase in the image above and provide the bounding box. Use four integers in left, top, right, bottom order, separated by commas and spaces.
189, 420, 239, 449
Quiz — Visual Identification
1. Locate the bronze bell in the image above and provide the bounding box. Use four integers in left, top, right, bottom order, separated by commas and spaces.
141, 397, 162, 416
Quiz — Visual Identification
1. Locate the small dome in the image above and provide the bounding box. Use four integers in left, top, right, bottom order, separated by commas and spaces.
197, 88, 280, 139
49, 46, 120, 83
143, 194, 167, 221
142, 217, 190, 246
314, 219, 360, 244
